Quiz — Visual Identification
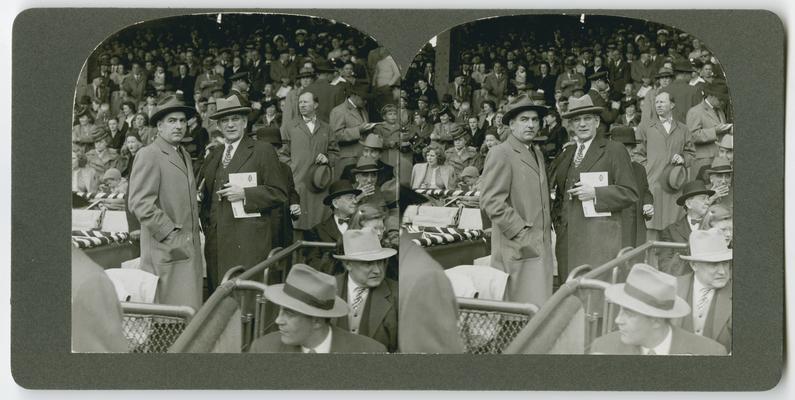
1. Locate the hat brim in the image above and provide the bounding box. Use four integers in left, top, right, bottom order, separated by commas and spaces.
502, 104, 549, 126
310, 165, 333, 192
655, 73, 675, 79
265, 284, 349, 318
676, 189, 716, 206
151, 106, 196, 125
209, 106, 252, 120
333, 248, 397, 262
605, 284, 691, 319
680, 249, 733, 262
560, 106, 604, 119
351, 166, 381, 174
706, 167, 734, 175
323, 188, 363, 206
358, 140, 384, 150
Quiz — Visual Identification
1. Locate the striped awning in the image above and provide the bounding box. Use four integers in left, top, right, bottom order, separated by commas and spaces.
414, 189, 480, 197
74, 191, 125, 200
72, 230, 130, 249
410, 226, 485, 247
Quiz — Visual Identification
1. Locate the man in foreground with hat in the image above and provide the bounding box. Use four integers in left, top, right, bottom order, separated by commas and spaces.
128, 95, 204, 311
340, 133, 393, 187
304, 180, 361, 274
248, 264, 386, 353
658, 181, 715, 276
672, 229, 733, 351
198, 95, 289, 295
686, 80, 732, 176
480, 94, 554, 306
634, 90, 695, 240
330, 91, 378, 179
589, 263, 726, 355
550, 95, 638, 281
332, 229, 398, 352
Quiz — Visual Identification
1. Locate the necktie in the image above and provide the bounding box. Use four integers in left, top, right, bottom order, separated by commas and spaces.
573, 143, 585, 168
696, 287, 713, 316
351, 286, 367, 316
177, 147, 187, 168
222, 144, 233, 169
337, 217, 350, 225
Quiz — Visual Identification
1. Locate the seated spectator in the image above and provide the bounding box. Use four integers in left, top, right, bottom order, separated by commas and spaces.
85, 135, 120, 176
72, 151, 99, 193
118, 132, 143, 178
410, 145, 456, 190
699, 204, 732, 247
131, 113, 156, 145
429, 107, 457, 148
658, 180, 714, 276
72, 107, 102, 153
350, 203, 386, 240
98, 168, 128, 210
444, 128, 481, 176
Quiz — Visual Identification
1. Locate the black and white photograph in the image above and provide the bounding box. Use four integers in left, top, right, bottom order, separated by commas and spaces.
70, 12, 400, 354
399, 14, 734, 355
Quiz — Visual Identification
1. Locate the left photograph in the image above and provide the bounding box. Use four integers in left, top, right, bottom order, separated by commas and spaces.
70, 12, 400, 354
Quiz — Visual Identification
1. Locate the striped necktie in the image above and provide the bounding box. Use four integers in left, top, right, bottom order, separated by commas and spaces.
573, 143, 585, 168
696, 287, 713, 315
222, 144, 233, 169
351, 286, 368, 316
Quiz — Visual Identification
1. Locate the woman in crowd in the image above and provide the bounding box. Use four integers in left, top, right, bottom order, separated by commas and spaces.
72, 151, 99, 193
72, 107, 101, 154
410, 145, 456, 190
350, 203, 387, 240
131, 113, 156, 145
118, 132, 143, 179
429, 107, 457, 148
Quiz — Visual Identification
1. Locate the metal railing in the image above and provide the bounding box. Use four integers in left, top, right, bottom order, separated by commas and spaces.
169, 240, 337, 353
120, 302, 195, 353
456, 297, 538, 354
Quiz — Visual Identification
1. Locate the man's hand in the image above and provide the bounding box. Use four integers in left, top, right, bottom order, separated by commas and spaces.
611, 101, 621, 110
315, 153, 329, 164
217, 182, 246, 202
671, 153, 684, 165
642, 204, 654, 217
717, 123, 733, 133
251, 101, 262, 110
289, 204, 301, 216
567, 181, 596, 201
356, 184, 376, 198
360, 122, 377, 132
709, 185, 730, 203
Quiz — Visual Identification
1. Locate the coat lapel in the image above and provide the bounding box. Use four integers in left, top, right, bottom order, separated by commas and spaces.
709, 283, 732, 338
365, 282, 393, 337
203, 145, 223, 191
226, 136, 254, 174
507, 135, 539, 175
674, 217, 692, 241
335, 275, 350, 331
156, 137, 188, 176
577, 137, 606, 173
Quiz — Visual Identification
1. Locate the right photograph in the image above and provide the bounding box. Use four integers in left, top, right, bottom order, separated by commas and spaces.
399, 14, 733, 355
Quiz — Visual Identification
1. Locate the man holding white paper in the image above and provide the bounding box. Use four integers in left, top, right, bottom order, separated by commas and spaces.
550, 95, 638, 280
199, 96, 289, 295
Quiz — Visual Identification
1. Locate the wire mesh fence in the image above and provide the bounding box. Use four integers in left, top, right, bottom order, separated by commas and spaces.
122, 314, 188, 353
457, 309, 530, 354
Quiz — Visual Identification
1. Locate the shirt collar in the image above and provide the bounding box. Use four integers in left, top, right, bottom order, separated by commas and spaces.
642, 325, 673, 355
303, 114, 317, 123
575, 136, 595, 153
301, 326, 333, 354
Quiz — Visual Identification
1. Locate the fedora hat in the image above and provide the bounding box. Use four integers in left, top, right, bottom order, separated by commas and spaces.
210, 95, 252, 120
255, 127, 282, 145
680, 228, 732, 262
449, 124, 468, 140
359, 133, 385, 149
229, 70, 250, 82
150, 95, 196, 125
308, 163, 332, 193
655, 67, 674, 79
661, 164, 688, 192
610, 126, 638, 145
314, 59, 336, 73
717, 134, 733, 150
705, 157, 733, 175
323, 180, 362, 206
333, 229, 397, 262
264, 264, 349, 318
604, 263, 691, 319
704, 81, 730, 100
560, 95, 604, 119
672, 59, 695, 73
351, 156, 381, 174
676, 180, 715, 206
501, 94, 549, 125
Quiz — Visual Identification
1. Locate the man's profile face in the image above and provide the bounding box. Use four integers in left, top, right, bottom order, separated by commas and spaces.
362, 147, 381, 160
614, 306, 657, 346
157, 111, 188, 146
509, 110, 541, 144
570, 113, 599, 142
691, 261, 731, 289
345, 259, 386, 288
218, 113, 246, 143
298, 93, 318, 117
275, 307, 315, 346
332, 193, 358, 217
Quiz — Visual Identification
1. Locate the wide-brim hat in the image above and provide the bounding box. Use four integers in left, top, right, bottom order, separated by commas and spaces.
672, 59, 695, 73
449, 123, 467, 140
333, 229, 397, 262
264, 264, 349, 318
560, 95, 604, 119
255, 127, 282, 145
229, 70, 250, 82
604, 263, 691, 319
359, 133, 385, 149
705, 157, 733, 175
323, 180, 362, 205
610, 126, 638, 145
501, 94, 549, 125
150, 95, 196, 125
314, 60, 336, 73
210, 95, 252, 120
680, 228, 733, 262
296, 69, 316, 79
351, 156, 381, 174
308, 163, 333, 192
655, 67, 675, 79
676, 180, 716, 206
717, 134, 734, 150
661, 164, 688, 193
295, 29, 308, 36
704, 81, 730, 100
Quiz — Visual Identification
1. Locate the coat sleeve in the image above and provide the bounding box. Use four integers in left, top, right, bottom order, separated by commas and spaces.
325, 125, 341, 167
479, 146, 527, 240
633, 123, 648, 167
128, 147, 177, 241
277, 125, 292, 165
593, 143, 639, 213
686, 106, 718, 144
330, 108, 362, 143
243, 144, 289, 213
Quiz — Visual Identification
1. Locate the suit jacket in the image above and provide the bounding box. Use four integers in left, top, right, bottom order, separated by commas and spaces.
301, 78, 346, 123
335, 274, 399, 353
686, 99, 728, 161
550, 136, 639, 278
608, 59, 631, 92
672, 273, 732, 351
248, 325, 387, 353
199, 135, 289, 293
586, 89, 619, 131
482, 72, 508, 103
121, 73, 148, 102
590, 325, 727, 355
303, 215, 343, 275
410, 163, 456, 190
664, 79, 702, 127
128, 136, 203, 311
480, 135, 553, 304
329, 100, 367, 160
658, 216, 693, 276
398, 235, 465, 353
